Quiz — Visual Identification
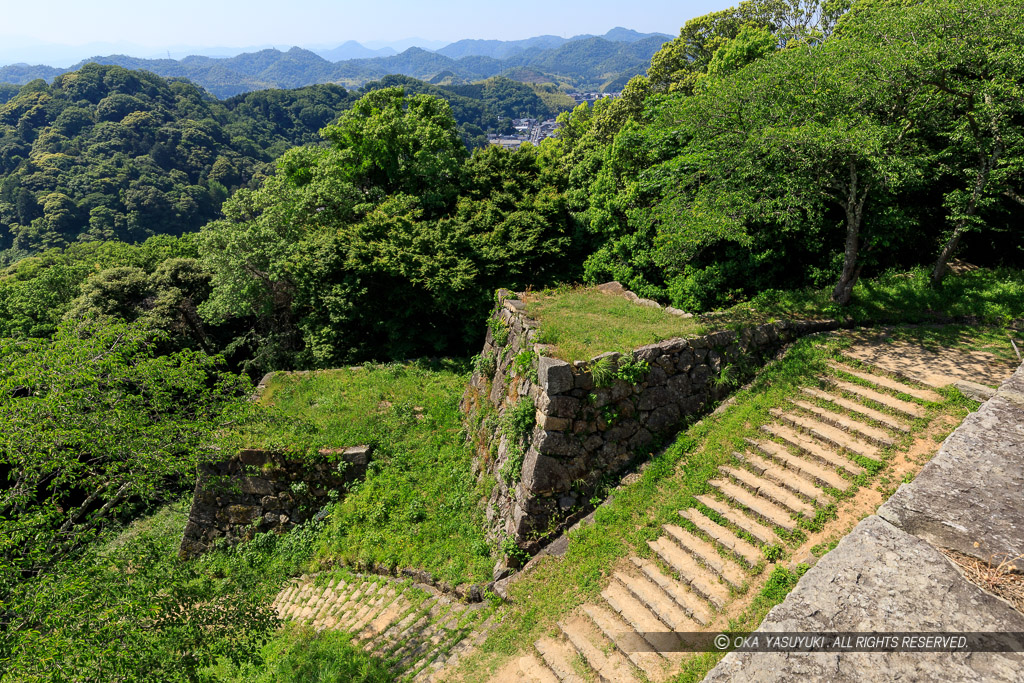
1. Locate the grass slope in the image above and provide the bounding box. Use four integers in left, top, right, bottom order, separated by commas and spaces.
524, 287, 702, 362
242, 360, 494, 584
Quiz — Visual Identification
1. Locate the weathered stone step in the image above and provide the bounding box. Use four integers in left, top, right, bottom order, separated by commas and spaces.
629, 556, 712, 625
694, 494, 779, 545
559, 614, 642, 683
662, 523, 748, 588
745, 438, 850, 491
706, 478, 797, 532
830, 361, 942, 402
680, 507, 762, 565
718, 465, 816, 516
600, 582, 686, 665
359, 593, 410, 639
516, 653, 561, 683
582, 604, 666, 680
801, 387, 911, 432
770, 409, 881, 460
787, 398, 896, 447
535, 636, 589, 683
395, 607, 462, 671
828, 378, 927, 419
614, 570, 696, 631
735, 451, 833, 507
761, 423, 867, 476
648, 537, 730, 609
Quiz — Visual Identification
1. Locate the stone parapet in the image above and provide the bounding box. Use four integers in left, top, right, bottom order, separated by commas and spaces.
461, 286, 839, 561
179, 445, 370, 558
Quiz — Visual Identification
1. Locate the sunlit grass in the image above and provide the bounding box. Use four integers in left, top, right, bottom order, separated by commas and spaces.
523, 286, 703, 363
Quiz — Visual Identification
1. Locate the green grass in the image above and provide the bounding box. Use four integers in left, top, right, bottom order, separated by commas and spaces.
733, 267, 1024, 329
239, 360, 494, 585
523, 287, 703, 362
218, 625, 391, 683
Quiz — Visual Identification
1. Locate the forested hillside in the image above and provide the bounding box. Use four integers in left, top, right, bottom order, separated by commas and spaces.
2, 1, 1023, 680
0, 35, 667, 97
0, 66, 561, 263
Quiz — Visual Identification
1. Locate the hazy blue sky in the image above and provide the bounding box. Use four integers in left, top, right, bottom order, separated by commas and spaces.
4, 0, 731, 47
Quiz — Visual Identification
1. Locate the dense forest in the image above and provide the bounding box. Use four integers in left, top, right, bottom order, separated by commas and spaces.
0, 66, 558, 262
0, 33, 669, 98
1, 0, 1023, 679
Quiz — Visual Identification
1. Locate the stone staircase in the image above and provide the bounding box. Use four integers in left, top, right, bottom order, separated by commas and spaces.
497, 357, 942, 683
273, 572, 492, 681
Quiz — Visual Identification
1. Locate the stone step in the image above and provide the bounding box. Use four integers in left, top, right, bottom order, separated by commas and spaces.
600, 582, 686, 665
662, 523, 748, 588
801, 387, 912, 432
613, 570, 696, 631
706, 479, 797, 532
680, 507, 762, 566
827, 378, 927, 419
582, 604, 666, 680
629, 556, 712, 625
770, 409, 881, 460
559, 614, 642, 683
535, 636, 589, 683
735, 451, 833, 507
647, 537, 730, 609
787, 398, 896, 447
745, 438, 850, 491
761, 423, 867, 476
694, 494, 780, 546
830, 361, 942, 402
516, 653, 561, 683
718, 465, 816, 516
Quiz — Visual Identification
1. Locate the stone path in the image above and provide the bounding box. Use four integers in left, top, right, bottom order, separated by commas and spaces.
491, 356, 944, 682
703, 361, 1024, 682
273, 572, 492, 682
838, 330, 1017, 389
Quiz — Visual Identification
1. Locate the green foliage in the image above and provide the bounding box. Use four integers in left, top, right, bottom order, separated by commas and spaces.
0, 500, 323, 682
0, 64, 357, 260
228, 626, 391, 683
473, 350, 497, 378
512, 348, 538, 382
0, 317, 250, 577
590, 355, 616, 387
615, 355, 650, 384
502, 396, 537, 444
488, 315, 511, 348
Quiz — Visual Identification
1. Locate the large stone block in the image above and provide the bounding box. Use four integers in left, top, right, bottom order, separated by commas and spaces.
878, 391, 1024, 564
704, 516, 1024, 682
636, 386, 673, 411
646, 403, 681, 433
536, 393, 582, 418
534, 430, 583, 457
538, 356, 574, 395
520, 449, 571, 494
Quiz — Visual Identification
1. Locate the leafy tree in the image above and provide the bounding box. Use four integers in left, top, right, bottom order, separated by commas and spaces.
0, 317, 250, 576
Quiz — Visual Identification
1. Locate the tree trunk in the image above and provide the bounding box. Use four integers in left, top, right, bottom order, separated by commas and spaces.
931, 135, 1002, 286
831, 162, 869, 306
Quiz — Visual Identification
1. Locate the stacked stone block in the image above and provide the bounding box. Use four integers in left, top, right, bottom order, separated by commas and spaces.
463, 287, 838, 556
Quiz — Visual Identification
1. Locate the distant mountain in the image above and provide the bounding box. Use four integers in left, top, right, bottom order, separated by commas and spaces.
436, 28, 670, 60
437, 35, 569, 60
0, 30, 672, 97
315, 41, 397, 61
0, 63, 64, 85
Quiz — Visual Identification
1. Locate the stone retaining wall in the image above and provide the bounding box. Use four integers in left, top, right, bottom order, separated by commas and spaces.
179, 446, 370, 558
461, 287, 839, 558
